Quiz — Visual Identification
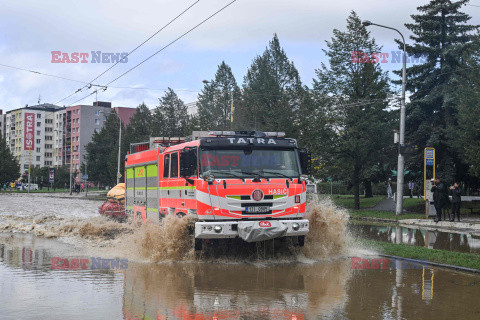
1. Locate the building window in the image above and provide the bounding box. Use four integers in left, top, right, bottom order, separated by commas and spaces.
95, 110, 100, 116
36, 147, 40, 152
36, 156, 40, 161
37, 122, 41, 127
36, 139, 41, 144
37, 114, 41, 119
95, 119, 100, 125
37, 130, 41, 135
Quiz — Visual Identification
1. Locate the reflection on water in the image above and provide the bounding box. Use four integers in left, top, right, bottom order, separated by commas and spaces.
2, 233, 480, 319
351, 223, 480, 254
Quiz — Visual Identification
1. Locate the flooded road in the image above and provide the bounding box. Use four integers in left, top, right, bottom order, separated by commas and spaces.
351, 223, 480, 254
2, 194, 480, 319
2, 232, 480, 319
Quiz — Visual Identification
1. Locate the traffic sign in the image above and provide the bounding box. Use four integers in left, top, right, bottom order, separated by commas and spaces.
426, 159, 434, 166
83, 174, 88, 180
117, 173, 122, 179
426, 149, 434, 159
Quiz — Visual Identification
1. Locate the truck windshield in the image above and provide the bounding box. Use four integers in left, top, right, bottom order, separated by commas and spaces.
200, 148, 300, 179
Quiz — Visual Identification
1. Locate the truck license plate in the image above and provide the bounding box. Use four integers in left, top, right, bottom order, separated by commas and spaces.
246, 206, 269, 213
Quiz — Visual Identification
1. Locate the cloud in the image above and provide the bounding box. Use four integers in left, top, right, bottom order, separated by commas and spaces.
0, 0, 479, 111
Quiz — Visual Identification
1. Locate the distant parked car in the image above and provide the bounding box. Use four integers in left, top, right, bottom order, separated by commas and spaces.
22, 184, 39, 191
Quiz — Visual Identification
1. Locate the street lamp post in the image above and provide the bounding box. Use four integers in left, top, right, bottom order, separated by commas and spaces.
362, 20, 407, 215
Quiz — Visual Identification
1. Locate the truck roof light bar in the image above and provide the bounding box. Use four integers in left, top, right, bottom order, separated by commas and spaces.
208, 131, 286, 138
208, 131, 237, 136
264, 132, 286, 137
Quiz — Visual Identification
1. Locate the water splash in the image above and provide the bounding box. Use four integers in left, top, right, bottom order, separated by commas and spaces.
0, 195, 352, 263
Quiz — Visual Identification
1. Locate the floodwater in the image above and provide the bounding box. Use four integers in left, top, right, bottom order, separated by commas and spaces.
2, 194, 480, 319
351, 223, 480, 254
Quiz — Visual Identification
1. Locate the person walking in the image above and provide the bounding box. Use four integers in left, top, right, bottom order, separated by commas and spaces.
450, 182, 462, 222
431, 178, 448, 223
408, 181, 414, 198
386, 178, 393, 199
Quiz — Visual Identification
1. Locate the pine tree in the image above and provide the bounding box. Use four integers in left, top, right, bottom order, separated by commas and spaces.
197, 61, 241, 130
240, 34, 305, 135
399, 0, 478, 183
455, 37, 480, 180
313, 11, 394, 208
0, 136, 20, 185
154, 88, 189, 136
126, 103, 152, 142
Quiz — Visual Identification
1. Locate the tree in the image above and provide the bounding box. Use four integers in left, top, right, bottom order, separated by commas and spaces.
313, 11, 394, 208
455, 37, 480, 180
126, 103, 152, 143
153, 88, 189, 136
197, 61, 241, 130
85, 110, 125, 186
398, 0, 478, 184
238, 34, 305, 136
0, 136, 20, 185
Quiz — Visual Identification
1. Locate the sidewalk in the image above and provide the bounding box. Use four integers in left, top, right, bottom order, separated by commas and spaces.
368, 197, 410, 212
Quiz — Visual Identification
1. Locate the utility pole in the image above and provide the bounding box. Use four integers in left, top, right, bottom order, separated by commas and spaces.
117, 116, 122, 185
363, 20, 407, 215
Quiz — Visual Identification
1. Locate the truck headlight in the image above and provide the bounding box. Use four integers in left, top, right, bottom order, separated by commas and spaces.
292, 222, 300, 231
214, 225, 223, 233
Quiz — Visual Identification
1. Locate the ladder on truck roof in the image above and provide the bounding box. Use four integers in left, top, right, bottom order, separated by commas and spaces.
129, 137, 186, 154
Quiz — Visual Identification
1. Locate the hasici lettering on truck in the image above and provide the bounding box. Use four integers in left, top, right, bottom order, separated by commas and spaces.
125, 131, 311, 250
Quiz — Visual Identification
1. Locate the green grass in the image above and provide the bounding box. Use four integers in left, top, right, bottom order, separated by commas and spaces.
349, 210, 426, 221
364, 239, 480, 270
403, 198, 425, 212
331, 195, 385, 209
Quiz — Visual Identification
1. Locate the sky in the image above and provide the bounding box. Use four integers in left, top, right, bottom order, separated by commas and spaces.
1, 0, 480, 112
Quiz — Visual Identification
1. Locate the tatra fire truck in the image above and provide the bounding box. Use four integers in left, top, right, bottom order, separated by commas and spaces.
125, 131, 311, 249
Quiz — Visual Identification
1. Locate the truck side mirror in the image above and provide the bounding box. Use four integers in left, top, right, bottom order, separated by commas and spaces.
299, 149, 311, 176
180, 147, 197, 179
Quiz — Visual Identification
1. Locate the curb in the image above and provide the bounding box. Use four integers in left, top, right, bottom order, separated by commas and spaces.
378, 253, 480, 274
349, 216, 399, 223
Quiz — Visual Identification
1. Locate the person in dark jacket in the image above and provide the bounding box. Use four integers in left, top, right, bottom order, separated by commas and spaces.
431, 178, 448, 222
449, 182, 462, 222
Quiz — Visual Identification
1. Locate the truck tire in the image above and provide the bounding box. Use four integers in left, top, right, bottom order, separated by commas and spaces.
194, 238, 203, 251
298, 235, 305, 247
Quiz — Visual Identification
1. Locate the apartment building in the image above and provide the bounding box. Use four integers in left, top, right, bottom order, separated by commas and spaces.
4, 104, 64, 174
4, 102, 136, 176
65, 103, 112, 172
0, 109, 5, 138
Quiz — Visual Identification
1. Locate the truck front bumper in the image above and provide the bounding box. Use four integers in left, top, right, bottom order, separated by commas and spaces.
194, 219, 309, 239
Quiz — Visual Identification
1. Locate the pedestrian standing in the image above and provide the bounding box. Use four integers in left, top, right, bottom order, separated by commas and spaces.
386, 178, 393, 199
408, 181, 414, 198
450, 182, 462, 222
431, 178, 448, 223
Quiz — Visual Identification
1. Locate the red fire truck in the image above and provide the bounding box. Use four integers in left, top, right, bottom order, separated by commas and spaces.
125, 131, 310, 250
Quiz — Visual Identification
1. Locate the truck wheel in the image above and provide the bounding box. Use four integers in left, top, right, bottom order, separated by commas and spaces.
298, 236, 305, 247
194, 238, 203, 251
